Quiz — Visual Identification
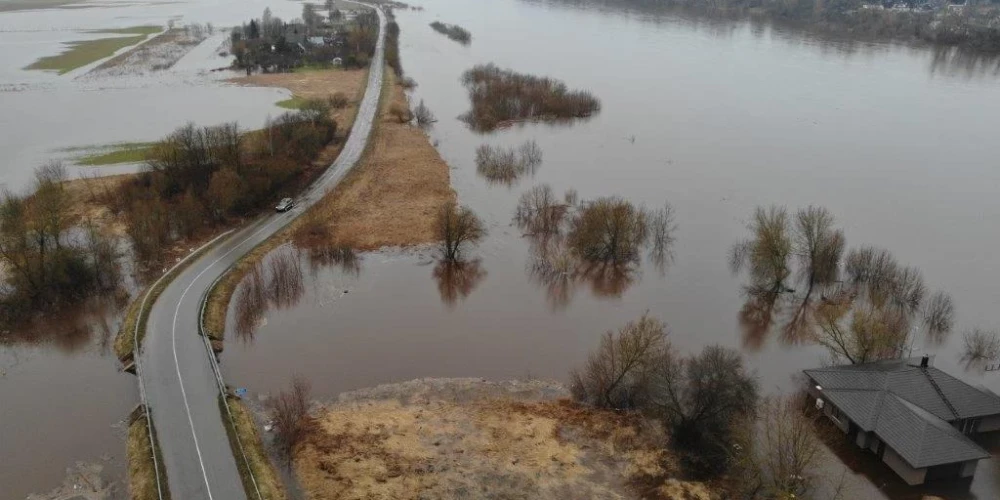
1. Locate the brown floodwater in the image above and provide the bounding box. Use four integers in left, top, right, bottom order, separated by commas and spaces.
207, 0, 999, 497
0, 296, 136, 499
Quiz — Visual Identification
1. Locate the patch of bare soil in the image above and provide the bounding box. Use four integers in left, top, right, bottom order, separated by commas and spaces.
87, 27, 207, 77
294, 69, 456, 250
293, 378, 713, 500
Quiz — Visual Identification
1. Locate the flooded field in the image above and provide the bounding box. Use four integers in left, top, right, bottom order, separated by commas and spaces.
219, 0, 1000, 498
0, 0, 307, 191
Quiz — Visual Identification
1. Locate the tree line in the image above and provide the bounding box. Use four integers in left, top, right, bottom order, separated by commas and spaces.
230, 7, 383, 73
114, 108, 338, 264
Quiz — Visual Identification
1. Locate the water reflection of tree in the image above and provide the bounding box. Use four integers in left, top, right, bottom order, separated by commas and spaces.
516, 184, 673, 310
433, 259, 487, 308
233, 246, 306, 341
1, 291, 126, 354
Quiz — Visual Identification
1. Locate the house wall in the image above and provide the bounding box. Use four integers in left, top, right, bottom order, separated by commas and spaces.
978, 415, 1000, 433
961, 459, 979, 478
807, 383, 849, 434
856, 430, 870, 448
882, 447, 927, 486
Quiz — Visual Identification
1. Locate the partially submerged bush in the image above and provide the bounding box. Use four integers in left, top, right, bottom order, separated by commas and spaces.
429, 21, 471, 44
475, 139, 542, 186
963, 329, 1000, 362
460, 64, 600, 131
413, 99, 436, 126
567, 197, 649, 265
436, 202, 486, 262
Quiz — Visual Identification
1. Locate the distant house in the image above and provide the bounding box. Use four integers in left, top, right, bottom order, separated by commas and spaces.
307, 36, 326, 46
805, 357, 1000, 485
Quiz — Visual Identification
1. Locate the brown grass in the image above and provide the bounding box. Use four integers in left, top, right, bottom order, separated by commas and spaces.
224, 395, 287, 500
127, 415, 171, 500
294, 382, 712, 500
229, 69, 367, 132
62, 174, 130, 236
295, 68, 455, 250
203, 68, 454, 340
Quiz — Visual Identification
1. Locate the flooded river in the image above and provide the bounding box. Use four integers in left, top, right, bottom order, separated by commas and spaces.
220, 0, 1000, 498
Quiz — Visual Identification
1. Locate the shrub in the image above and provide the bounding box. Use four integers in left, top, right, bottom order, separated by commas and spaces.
570, 313, 668, 409
328, 92, 349, 109
567, 197, 649, 265
267, 376, 312, 463
429, 21, 471, 44
460, 64, 600, 131
963, 329, 1000, 362
644, 345, 758, 477
413, 99, 436, 126
436, 202, 486, 262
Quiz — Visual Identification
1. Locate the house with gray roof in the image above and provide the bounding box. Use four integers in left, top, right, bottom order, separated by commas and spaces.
804, 356, 1000, 485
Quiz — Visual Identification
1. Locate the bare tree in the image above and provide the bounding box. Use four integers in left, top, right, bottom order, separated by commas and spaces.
963, 329, 1000, 362
793, 206, 844, 300
648, 345, 759, 476
436, 202, 486, 262
649, 202, 676, 273
413, 99, 436, 125
513, 184, 568, 236
923, 291, 955, 343
570, 313, 669, 409
267, 376, 312, 464
730, 205, 792, 295
567, 196, 649, 265
731, 396, 822, 499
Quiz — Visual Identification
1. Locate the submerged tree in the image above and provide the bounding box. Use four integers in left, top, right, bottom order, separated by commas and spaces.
567, 196, 649, 265
436, 202, 486, 262
962, 329, 1000, 363
793, 206, 845, 300
730, 206, 792, 295
815, 246, 954, 364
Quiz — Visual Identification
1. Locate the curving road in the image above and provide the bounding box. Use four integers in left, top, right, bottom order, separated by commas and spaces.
140, 5, 386, 499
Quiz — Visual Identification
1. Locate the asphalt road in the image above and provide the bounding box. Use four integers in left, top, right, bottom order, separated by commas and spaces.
140, 5, 386, 499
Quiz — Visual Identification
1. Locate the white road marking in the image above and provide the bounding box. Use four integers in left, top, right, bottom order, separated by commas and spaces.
169, 215, 290, 499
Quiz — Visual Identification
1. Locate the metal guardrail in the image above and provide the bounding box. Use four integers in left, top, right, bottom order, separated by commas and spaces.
198, 270, 264, 500
131, 230, 234, 500
188, 4, 385, 499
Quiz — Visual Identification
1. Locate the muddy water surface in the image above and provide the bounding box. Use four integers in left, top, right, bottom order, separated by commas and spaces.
221, 0, 1000, 498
